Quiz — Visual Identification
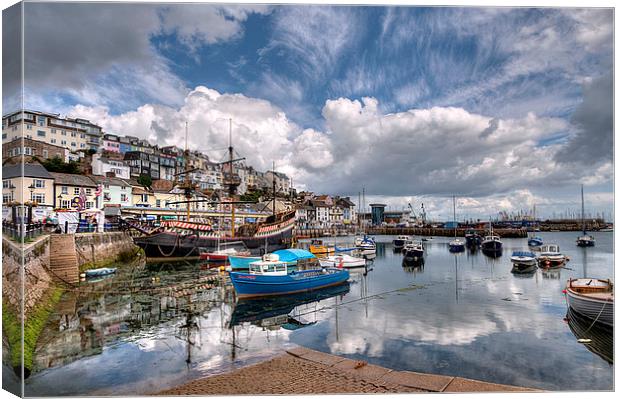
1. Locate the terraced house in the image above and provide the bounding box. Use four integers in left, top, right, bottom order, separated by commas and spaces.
51, 173, 99, 210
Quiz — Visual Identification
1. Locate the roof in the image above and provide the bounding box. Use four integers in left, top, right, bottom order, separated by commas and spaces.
337, 197, 356, 207
272, 249, 316, 262
89, 175, 131, 187
2, 163, 53, 179
49, 172, 97, 187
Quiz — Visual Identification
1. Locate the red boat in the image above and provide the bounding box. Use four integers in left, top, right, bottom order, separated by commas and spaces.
199, 241, 251, 262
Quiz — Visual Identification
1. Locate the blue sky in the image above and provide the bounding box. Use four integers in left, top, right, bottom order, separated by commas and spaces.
2, 2, 614, 220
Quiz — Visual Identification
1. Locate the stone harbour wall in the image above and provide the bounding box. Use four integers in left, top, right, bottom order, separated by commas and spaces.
2, 236, 52, 316
74, 231, 138, 268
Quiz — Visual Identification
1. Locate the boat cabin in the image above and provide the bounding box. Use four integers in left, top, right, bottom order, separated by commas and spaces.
540, 244, 560, 254
248, 253, 288, 276
484, 235, 501, 241
568, 278, 613, 295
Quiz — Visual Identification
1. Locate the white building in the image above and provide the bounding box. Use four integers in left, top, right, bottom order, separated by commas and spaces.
91, 154, 131, 179
90, 175, 132, 207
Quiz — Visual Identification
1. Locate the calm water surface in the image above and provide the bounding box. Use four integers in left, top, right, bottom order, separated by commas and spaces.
24, 232, 614, 395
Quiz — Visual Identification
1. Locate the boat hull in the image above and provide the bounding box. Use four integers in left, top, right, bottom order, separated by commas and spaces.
576, 239, 595, 247
566, 289, 613, 327
403, 248, 424, 259
481, 240, 502, 256
393, 239, 406, 248
134, 227, 293, 259
449, 243, 465, 252
229, 268, 350, 298
537, 255, 565, 268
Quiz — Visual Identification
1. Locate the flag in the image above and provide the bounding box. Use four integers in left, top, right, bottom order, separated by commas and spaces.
78, 188, 87, 210
95, 184, 102, 197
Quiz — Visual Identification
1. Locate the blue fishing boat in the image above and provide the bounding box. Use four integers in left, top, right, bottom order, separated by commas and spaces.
229, 254, 349, 298
229, 249, 316, 270
528, 236, 543, 247
84, 267, 117, 278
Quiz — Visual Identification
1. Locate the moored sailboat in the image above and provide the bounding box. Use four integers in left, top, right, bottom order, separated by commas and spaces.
576, 185, 595, 247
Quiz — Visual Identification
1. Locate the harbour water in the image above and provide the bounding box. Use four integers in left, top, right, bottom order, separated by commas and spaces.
24, 232, 613, 395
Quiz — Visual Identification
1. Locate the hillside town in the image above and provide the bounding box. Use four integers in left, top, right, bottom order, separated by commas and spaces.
2, 109, 365, 232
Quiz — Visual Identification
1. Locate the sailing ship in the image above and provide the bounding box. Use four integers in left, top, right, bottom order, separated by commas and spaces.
132, 120, 295, 258
576, 185, 595, 247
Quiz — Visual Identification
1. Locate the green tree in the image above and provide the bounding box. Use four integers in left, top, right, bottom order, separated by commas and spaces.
41, 156, 80, 174
137, 174, 152, 188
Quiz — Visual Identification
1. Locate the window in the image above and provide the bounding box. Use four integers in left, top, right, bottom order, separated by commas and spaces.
85, 201, 93, 208
121, 194, 128, 202
80, 143, 85, 148
34, 179, 45, 188
37, 116, 45, 126
61, 199, 71, 208
61, 130, 66, 136
61, 186, 68, 194
103, 192, 111, 201
43, 150, 48, 158
103, 184, 110, 189
61, 140, 67, 145
3, 194, 11, 203
141, 194, 149, 202
32, 149, 36, 156
74, 187, 80, 195
71, 131, 76, 137
25, 147, 31, 155
85, 188, 92, 195
121, 186, 126, 191
81, 134, 85, 139
51, 129, 56, 134
2, 133, 6, 139
26, 124, 32, 130
37, 130, 45, 137
32, 193, 45, 203
2, 180, 9, 188
51, 139, 57, 144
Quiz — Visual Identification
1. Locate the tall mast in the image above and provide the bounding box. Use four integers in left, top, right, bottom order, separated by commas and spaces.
272, 161, 276, 216
362, 187, 365, 231
229, 118, 235, 238
453, 195, 457, 238
581, 184, 586, 234
184, 121, 191, 221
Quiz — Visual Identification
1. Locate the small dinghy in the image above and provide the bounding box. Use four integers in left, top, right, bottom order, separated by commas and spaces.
510, 251, 537, 273
319, 254, 366, 268
84, 267, 117, 278
565, 278, 613, 327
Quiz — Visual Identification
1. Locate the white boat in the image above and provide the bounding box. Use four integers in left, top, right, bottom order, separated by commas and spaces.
510, 251, 537, 273
510, 251, 537, 266
355, 235, 376, 254
402, 240, 424, 259
565, 278, 613, 327
319, 254, 366, 268
537, 244, 566, 268
393, 235, 410, 249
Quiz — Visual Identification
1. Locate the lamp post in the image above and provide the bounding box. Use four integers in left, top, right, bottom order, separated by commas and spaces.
27, 183, 36, 226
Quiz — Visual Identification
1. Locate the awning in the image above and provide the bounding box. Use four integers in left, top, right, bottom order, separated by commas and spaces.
272, 249, 316, 263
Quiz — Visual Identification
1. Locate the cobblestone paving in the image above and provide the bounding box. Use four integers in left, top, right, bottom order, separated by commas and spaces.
158, 354, 426, 395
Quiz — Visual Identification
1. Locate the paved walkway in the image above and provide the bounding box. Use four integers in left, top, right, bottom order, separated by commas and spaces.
158, 347, 536, 395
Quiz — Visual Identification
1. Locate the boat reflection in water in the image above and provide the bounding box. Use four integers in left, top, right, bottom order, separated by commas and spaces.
402, 257, 425, 272
229, 282, 350, 329
565, 308, 613, 365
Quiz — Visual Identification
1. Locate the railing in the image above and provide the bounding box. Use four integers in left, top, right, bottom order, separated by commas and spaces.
2, 221, 49, 242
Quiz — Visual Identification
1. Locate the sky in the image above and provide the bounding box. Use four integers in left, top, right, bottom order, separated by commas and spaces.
1, 1, 615, 221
